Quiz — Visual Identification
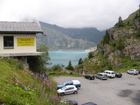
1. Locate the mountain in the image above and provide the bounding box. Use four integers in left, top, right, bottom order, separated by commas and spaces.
76, 9, 140, 73
37, 21, 105, 50
65, 28, 105, 44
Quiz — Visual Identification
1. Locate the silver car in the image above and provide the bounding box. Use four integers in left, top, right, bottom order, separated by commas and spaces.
57, 85, 78, 96
127, 69, 139, 75
95, 73, 108, 80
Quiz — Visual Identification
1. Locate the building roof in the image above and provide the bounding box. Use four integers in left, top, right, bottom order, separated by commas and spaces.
0, 21, 43, 34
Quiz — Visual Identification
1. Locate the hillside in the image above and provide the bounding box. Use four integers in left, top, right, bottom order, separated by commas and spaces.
0, 58, 62, 105
77, 9, 140, 73
65, 28, 105, 44
37, 21, 105, 50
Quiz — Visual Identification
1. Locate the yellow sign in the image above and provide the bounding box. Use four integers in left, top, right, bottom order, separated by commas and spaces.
17, 38, 34, 46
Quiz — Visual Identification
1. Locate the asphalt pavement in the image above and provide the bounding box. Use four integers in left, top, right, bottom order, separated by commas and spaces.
53, 73, 140, 105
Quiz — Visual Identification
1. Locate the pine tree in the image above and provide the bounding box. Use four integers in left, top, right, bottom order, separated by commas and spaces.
102, 30, 110, 45
88, 52, 93, 59
78, 58, 83, 65
66, 60, 74, 70
115, 16, 124, 27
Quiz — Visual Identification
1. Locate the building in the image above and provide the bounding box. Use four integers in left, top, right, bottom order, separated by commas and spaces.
0, 21, 45, 69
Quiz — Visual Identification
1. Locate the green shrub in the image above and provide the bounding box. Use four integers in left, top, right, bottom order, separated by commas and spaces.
27, 56, 47, 73
135, 30, 140, 38
51, 64, 62, 72
110, 38, 125, 51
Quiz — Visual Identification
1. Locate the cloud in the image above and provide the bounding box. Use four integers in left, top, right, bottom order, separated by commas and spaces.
0, 0, 139, 30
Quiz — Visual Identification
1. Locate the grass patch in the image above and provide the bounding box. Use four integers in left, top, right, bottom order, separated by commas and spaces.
0, 58, 65, 105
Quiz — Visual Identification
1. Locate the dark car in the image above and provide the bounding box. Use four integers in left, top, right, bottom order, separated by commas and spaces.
84, 74, 95, 80
114, 72, 122, 78
60, 99, 78, 105
82, 102, 97, 105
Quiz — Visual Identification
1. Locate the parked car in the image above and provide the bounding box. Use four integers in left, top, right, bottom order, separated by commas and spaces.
82, 102, 97, 105
84, 74, 95, 80
104, 70, 115, 78
60, 99, 78, 105
57, 80, 81, 89
114, 72, 122, 78
95, 73, 107, 80
57, 85, 78, 96
127, 69, 139, 75
138, 70, 140, 74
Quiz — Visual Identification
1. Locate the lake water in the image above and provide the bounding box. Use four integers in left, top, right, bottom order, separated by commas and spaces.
47, 50, 89, 67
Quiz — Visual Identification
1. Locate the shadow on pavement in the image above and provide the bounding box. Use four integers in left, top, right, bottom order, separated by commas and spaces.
132, 90, 140, 104
118, 89, 133, 97
118, 89, 140, 105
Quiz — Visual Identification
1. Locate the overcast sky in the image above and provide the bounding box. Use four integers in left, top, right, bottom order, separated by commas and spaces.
0, 0, 139, 30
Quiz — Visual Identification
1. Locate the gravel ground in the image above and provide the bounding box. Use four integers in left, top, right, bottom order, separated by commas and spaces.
53, 73, 140, 105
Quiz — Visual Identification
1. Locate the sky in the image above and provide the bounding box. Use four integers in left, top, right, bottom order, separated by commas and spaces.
0, 0, 139, 31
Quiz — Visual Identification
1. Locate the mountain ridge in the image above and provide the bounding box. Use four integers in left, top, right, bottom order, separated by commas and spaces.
37, 21, 105, 50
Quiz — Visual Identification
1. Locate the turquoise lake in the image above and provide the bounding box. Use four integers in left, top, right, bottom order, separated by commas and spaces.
47, 50, 89, 67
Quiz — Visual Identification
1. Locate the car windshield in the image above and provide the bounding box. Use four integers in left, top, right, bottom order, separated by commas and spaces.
63, 82, 66, 85
61, 86, 67, 90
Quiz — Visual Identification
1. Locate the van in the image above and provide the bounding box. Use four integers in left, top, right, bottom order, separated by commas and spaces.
104, 70, 115, 78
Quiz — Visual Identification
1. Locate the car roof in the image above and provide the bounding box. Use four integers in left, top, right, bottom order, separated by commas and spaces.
104, 70, 114, 72
97, 72, 107, 74
65, 81, 73, 84
65, 85, 76, 88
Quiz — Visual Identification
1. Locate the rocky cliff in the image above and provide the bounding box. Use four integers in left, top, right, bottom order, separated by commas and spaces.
77, 9, 140, 73
96, 10, 140, 61
94, 9, 140, 67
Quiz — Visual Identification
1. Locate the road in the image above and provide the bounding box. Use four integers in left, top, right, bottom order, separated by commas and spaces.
53, 73, 140, 105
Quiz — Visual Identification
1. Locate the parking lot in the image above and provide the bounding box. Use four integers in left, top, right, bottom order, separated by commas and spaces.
53, 73, 140, 105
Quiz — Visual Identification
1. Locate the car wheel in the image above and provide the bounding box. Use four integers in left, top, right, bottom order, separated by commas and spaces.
73, 91, 77, 94
61, 93, 64, 96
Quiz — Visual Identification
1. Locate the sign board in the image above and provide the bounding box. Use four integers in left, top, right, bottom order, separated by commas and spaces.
17, 38, 34, 46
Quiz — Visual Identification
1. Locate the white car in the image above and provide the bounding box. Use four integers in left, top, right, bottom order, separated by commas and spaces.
57, 85, 78, 96
104, 70, 115, 78
127, 69, 139, 75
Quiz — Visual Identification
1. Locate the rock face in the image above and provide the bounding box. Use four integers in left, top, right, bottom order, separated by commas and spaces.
94, 9, 140, 66
123, 39, 140, 59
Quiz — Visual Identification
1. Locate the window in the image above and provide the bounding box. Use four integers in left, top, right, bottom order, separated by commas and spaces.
70, 83, 73, 85
65, 88, 70, 91
4, 36, 14, 49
